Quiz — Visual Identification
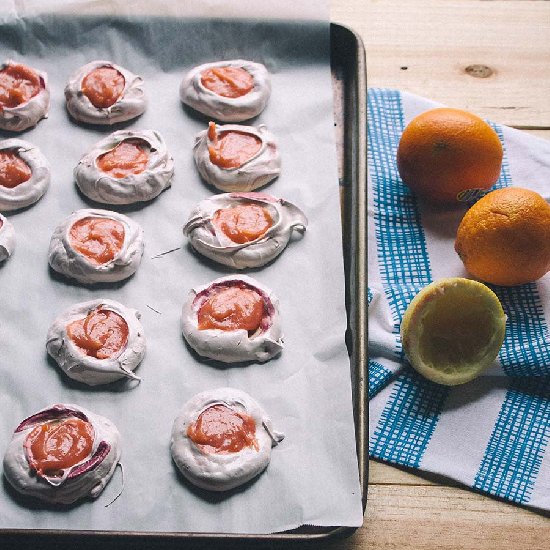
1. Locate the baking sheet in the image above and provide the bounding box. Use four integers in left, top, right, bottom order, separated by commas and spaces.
0, 0, 364, 535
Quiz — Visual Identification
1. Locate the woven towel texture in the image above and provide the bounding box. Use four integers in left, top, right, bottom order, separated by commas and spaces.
367, 88, 550, 511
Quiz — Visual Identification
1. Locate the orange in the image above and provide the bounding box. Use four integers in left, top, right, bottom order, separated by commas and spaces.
455, 187, 550, 286
396, 108, 503, 205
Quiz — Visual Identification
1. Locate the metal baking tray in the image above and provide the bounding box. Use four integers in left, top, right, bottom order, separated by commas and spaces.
0, 21, 367, 546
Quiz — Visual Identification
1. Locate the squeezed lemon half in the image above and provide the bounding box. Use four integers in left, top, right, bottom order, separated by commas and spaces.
400, 278, 506, 386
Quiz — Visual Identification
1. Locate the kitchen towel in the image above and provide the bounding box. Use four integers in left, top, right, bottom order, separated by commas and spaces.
368, 88, 550, 511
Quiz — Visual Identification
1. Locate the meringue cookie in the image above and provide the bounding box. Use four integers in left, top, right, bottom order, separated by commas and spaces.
0, 139, 50, 211
0, 60, 50, 132
3, 404, 121, 505
0, 213, 15, 262
184, 192, 307, 269
74, 129, 174, 205
180, 60, 271, 122
46, 298, 146, 386
171, 388, 284, 492
65, 60, 146, 125
48, 208, 144, 284
194, 123, 280, 192
181, 275, 283, 363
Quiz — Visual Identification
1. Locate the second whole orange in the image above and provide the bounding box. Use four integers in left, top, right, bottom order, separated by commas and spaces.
397, 108, 503, 205
455, 187, 550, 286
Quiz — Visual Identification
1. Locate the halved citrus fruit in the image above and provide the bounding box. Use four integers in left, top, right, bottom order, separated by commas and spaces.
400, 278, 506, 385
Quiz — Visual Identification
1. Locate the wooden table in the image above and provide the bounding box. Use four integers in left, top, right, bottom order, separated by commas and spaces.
2, 3, 548, 549
331, 1, 550, 549
148, 3, 548, 549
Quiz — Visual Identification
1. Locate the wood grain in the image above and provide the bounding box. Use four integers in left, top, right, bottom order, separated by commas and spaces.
330, 0, 550, 546
356, 123, 550, 547
358, 485, 549, 550
331, 0, 550, 127
2, 3, 550, 550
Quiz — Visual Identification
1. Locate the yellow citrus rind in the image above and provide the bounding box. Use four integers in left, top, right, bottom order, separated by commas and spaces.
400, 277, 506, 386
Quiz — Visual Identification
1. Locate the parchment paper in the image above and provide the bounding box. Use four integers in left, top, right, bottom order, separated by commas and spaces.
0, 0, 363, 534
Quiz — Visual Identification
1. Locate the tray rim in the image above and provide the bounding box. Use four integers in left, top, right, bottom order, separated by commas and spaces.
0, 20, 368, 544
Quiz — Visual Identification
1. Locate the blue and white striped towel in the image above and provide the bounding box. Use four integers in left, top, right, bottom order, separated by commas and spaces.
367, 88, 550, 511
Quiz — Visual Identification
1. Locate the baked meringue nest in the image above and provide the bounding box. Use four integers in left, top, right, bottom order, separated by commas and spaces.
181, 275, 283, 364
48, 208, 144, 284
183, 192, 307, 269
0, 60, 50, 132
193, 123, 281, 192
170, 388, 284, 492
3, 404, 121, 505
74, 129, 174, 205
180, 59, 271, 122
46, 298, 146, 386
0, 138, 50, 211
65, 60, 146, 125
0, 213, 15, 262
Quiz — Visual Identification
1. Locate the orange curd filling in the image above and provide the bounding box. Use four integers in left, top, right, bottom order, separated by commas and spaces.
213, 203, 272, 244
69, 216, 125, 265
0, 63, 41, 110
208, 122, 261, 169
25, 418, 94, 477
67, 308, 129, 359
198, 286, 264, 332
187, 404, 258, 454
200, 66, 253, 98
82, 66, 125, 109
97, 140, 149, 178
0, 150, 32, 188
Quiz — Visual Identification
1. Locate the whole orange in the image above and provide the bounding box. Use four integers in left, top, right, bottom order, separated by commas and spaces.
397, 108, 503, 205
455, 187, 550, 286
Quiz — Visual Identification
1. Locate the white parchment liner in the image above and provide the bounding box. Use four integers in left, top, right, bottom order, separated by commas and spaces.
0, 0, 363, 535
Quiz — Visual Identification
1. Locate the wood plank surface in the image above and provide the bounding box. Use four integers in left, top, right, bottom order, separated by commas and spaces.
353, 485, 549, 550
2, 3, 549, 550
329, 0, 550, 548
332, 0, 550, 128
